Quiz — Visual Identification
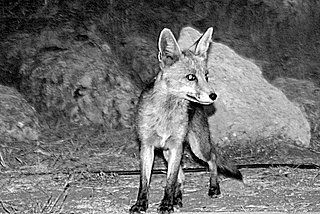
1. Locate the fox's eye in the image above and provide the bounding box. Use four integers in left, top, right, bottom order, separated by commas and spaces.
186, 74, 197, 81
205, 73, 209, 82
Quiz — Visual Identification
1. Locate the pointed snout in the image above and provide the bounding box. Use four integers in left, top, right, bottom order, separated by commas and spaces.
209, 93, 217, 101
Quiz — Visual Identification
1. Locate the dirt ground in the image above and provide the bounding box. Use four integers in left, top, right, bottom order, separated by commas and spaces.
0, 167, 319, 213
0, 127, 319, 214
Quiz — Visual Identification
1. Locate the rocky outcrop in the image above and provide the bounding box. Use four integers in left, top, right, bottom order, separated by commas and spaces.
0, 85, 41, 142
17, 26, 139, 128
1, 0, 318, 144
119, 36, 160, 87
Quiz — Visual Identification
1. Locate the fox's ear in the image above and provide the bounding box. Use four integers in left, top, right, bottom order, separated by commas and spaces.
195, 27, 213, 58
158, 28, 182, 67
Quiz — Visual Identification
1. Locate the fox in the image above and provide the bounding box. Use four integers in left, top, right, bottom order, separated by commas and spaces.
129, 27, 243, 214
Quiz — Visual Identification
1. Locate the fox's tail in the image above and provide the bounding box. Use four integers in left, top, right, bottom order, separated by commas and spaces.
216, 153, 243, 181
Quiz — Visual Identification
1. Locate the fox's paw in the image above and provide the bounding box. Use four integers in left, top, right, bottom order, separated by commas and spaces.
158, 201, 174, 214
208, 184, 221, 198
129, 202, 148, 214
173, 197, 183, 208
173, 189, 183, 208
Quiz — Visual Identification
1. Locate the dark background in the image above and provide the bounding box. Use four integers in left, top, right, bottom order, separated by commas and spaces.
1, 0, 320, 86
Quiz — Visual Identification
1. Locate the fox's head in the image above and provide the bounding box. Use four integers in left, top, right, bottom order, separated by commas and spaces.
156, 27, 217, 105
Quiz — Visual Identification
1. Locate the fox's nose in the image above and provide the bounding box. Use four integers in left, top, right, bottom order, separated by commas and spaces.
209, 93, 217, 101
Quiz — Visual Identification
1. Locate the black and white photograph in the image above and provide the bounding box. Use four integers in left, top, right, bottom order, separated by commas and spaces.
0, 1, 319, 213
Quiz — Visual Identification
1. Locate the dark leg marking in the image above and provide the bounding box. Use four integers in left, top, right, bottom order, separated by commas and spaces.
130, 145, 154, 213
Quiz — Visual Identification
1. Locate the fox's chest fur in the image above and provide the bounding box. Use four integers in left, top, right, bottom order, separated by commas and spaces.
136, 87, 190, 149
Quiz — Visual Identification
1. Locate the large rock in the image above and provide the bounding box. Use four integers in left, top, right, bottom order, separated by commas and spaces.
207, 43, 311, 146
272, 77, 320, 149
119, 36, 160, 86
19, 37, 139, 129
0, 85, 41, 142
178, 27, 311, 147
2, 21, 140, 129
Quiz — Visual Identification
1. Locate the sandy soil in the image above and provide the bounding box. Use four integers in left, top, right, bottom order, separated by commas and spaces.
1, 166, 319, 214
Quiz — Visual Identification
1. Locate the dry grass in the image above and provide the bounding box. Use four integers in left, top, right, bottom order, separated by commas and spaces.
0, 124, 139, 176
218, 134, 320, 166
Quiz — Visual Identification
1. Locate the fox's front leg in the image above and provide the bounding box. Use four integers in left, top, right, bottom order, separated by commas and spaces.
130, 144, 154, 214
158, 144, 183, 214
163, 151, 185, 208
